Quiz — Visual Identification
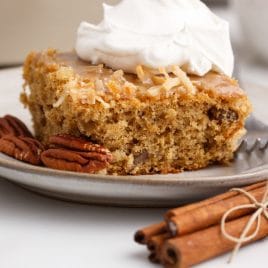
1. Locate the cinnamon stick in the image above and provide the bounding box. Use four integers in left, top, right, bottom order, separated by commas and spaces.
147, 233, 171, 263
148, 252, 159, 264
162, 215, 268, 268
167, 186, 266, 236
165, 181, 266, 219
134, 182, 266, 245
134, 222, 167, 245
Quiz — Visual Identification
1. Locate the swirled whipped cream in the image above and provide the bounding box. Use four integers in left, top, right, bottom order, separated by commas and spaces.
76, 0, 234, 76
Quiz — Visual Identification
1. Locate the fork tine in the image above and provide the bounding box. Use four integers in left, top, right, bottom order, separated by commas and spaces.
236, 138, 268, 154
236, 140, 248, 153
247, 139, 261, 153
260, 140, 268, 151
255, 138, 262, 151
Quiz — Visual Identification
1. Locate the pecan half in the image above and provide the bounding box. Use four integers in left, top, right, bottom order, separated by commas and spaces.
48, 134, 111, 155
0, 115, 33, 138
0, 135, 45, 165
41, 134, 113, 173
41, 148, 111, 173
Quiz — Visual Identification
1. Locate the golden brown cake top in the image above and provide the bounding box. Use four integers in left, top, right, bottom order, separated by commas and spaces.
25, 49, 247, 109
57, 51, 245, 94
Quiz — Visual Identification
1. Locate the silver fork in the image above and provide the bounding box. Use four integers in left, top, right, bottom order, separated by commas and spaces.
236, 115, 268, 154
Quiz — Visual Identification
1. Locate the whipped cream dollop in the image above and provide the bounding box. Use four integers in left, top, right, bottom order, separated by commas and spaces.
76, 0, 234, 76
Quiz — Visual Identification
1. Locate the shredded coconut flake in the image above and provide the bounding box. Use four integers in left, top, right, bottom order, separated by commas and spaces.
158, 67, 170, 79
52, 79, 79, 108
163, 77, 181, 91
95, 79, 105, 92
136, 65, 152, 84
106, 80, 121, 94
136, 65, 145, 81
172, 65, 196, 94
147, 85, 162, 97
113, 70, 124, 80
53, 93, 66, 108
152, 75, 166, 85
95, 96, 110, 108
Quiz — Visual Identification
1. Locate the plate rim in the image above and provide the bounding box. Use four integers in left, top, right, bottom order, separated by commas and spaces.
1, 153, 268, 186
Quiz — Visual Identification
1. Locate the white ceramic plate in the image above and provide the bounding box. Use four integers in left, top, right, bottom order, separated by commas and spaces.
0, 67, 268, 207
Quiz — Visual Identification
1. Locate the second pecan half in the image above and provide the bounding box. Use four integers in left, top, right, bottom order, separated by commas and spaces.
0, 135, 45, 165
41, 134, 113, 173
48, 134, 112, 155
41, 149, 111, 173
0, 115, 33, 138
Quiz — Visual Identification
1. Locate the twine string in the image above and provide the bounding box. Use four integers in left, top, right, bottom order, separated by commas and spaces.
221, 182, 268, 263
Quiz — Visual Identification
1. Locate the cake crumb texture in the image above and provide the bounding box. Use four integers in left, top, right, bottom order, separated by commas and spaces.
22, 50, 252, 175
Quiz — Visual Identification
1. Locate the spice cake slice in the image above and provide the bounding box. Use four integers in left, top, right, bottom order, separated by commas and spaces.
22, 49, 251, 175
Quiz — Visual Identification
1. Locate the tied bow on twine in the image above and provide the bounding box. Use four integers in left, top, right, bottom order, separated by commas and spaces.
221, 181, 268, 263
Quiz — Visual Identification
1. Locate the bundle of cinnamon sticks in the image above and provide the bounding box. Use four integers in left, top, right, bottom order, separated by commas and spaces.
134, 181, 268, 267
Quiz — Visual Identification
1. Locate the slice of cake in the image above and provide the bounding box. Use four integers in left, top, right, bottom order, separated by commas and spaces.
22, 49, 251, 175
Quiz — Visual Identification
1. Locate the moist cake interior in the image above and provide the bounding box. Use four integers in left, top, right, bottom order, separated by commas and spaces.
22, 50, 252, 175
